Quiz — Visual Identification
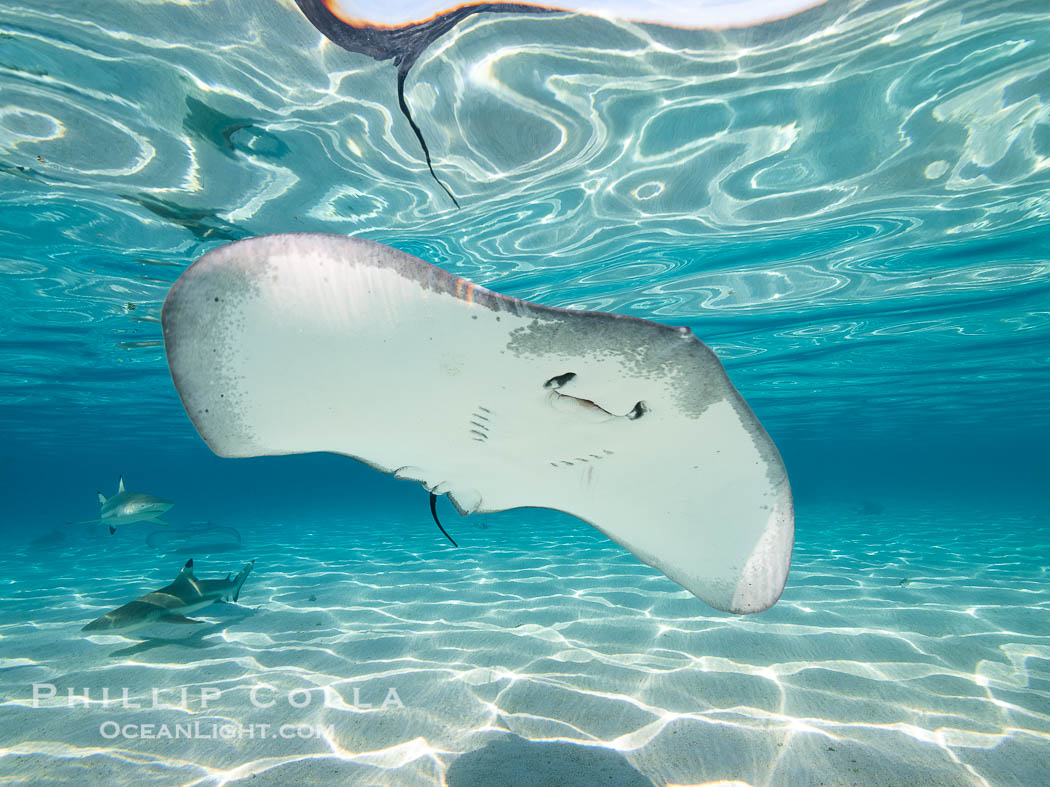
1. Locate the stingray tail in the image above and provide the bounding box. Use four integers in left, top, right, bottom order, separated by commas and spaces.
396, 65, 460, 209
429, 493, 459, 547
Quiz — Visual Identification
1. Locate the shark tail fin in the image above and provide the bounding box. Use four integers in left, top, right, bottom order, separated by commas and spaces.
109, 526, 116, 535
97, 491, 107, 504
118, 477, 125, 493
232, 559, 255, 603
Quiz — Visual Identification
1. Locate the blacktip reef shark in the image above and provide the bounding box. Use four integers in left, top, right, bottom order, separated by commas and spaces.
81, 559, 255, 634
89, 477, 174, 534
294, 0, 827, 205
161, 233, 793, 615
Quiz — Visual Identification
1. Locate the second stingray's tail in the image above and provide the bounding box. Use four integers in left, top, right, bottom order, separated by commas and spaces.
396, 66, 460, 209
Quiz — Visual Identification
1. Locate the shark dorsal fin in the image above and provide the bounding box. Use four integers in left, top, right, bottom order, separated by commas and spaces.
118, 477, 125, 493
178, 558, 195, 579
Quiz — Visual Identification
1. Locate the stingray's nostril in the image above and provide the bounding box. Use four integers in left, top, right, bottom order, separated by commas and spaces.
543, 372, 577, 389
627, 401, 649, 420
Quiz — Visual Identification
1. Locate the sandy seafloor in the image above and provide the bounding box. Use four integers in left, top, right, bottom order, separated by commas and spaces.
0, 504, 1047, 786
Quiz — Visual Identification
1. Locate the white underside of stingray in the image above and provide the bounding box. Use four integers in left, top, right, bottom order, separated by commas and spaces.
325, 0, 827, 28
162, 234, 793, 613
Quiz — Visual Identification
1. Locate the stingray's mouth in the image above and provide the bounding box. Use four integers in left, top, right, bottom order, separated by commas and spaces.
543, 372, 648, 420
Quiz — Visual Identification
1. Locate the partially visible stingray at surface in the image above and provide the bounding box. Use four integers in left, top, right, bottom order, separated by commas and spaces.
294, 0, 827, 206
162, 233, 793, 614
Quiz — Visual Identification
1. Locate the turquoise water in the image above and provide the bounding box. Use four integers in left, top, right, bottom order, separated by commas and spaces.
1, 0, 1048, 784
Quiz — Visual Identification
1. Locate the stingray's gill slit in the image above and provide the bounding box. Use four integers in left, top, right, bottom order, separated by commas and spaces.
429, 492, 459, 547
544, 372, 648, 421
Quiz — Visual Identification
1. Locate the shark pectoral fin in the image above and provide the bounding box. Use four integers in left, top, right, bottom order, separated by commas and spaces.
157, 613, 202, 624
151, 518, 170, 526
97, 491, 107, 504
109, 526, 116, 535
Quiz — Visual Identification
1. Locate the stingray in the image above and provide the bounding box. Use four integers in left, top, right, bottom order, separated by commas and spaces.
294, 0, 826, 206
161, 233, 792, 614
146, 525, 243, 555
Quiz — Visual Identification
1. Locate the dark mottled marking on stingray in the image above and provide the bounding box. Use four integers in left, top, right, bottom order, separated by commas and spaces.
294, 1, 562, 206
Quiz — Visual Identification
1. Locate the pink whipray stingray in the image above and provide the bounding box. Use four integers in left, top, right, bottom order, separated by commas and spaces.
162, 234, 794, 613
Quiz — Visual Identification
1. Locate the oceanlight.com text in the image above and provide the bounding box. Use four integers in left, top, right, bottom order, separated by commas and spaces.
99, 721, 333, 741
